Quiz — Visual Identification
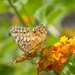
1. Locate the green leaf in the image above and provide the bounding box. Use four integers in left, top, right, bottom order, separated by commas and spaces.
20, 0, 42, 16
11, 0, 18, 3
0, 64, 15, 75
0, 1, 8, 13
45, 5, 54, 16
47, 8, 63, 24
46, 35, 59, 46
68, 64, 75, 74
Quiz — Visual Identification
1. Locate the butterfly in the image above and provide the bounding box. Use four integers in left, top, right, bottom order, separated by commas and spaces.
8, 24, 47, 65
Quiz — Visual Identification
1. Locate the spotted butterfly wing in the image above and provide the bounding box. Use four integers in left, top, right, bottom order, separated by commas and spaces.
10, 25, 31, 52
8, 24, 47, 65
31, 25, 47, 49
10, 24, 47, 53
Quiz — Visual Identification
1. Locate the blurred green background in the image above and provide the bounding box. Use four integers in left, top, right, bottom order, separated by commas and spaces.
1, 0, 75, 75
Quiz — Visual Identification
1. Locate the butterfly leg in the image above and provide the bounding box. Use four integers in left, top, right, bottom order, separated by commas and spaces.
7, 52, 32, 65
7, 42, 47, 65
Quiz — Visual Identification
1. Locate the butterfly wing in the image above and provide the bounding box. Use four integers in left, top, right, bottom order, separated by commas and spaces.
31, 24, 47, 49
10, 25, 47, 53
8, 24, 47, 65
10, 25, 32, 52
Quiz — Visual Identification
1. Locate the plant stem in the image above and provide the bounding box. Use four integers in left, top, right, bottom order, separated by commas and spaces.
20, 2, 33, 25
8, 0, 27, 27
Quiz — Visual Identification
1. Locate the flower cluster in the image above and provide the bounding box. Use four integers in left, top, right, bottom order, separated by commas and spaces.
37, 36, 75, 74
12, 15, 34, 25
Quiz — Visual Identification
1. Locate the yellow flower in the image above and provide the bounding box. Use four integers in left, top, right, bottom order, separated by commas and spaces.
72, 37, 75, 45
52, 53, 62, 61
60, 36, 68, 43
68, 37, 75, 45
53, 42, 61, 47
68, 38, 73, 44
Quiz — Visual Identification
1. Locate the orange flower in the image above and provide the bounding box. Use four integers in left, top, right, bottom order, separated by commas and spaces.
37, 36, 75, 74
12, 15, 34, 25
37, 46, 64, 74
12, 16, 20, 24
69, 45, 75, 54
60, 54, 68, 63
22, 15, 34, 25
